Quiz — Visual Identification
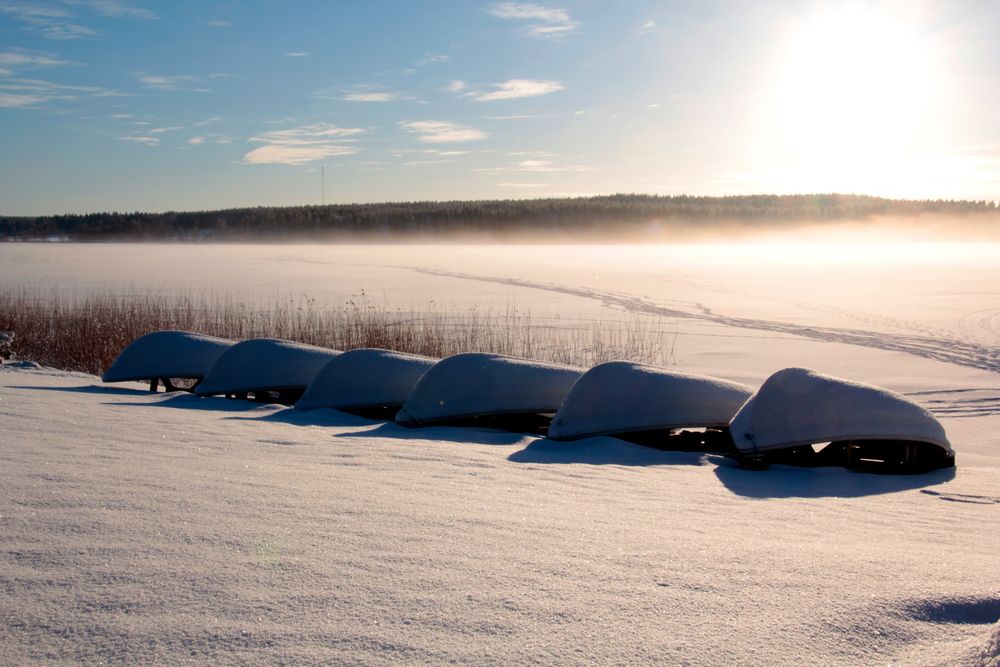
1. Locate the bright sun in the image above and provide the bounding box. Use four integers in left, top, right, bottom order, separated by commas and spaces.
756, 4, 951, 195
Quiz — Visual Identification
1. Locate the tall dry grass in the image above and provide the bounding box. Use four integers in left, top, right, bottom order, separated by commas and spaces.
0, 288, 674, 375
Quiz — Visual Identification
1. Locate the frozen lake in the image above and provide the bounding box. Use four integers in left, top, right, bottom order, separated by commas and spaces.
3, 241, 999, 388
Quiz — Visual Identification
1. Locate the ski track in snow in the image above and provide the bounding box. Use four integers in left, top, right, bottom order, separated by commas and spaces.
410, 267, 1000, 378
641, 270, 954, 340
958, 306, 1000, 342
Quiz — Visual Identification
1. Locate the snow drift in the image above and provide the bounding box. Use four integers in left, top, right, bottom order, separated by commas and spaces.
295, 348, 436, 412
729, 367, 954, 471
396, 352, 583, 427
102, 330, 234, 385
195, 338, 340, 398
548, 362, 753, 441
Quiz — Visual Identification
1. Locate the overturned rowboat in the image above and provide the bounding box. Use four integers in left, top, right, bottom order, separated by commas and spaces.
548, 361, 753, 450
195, 338, 340, 404
729, 367, 955, 473
102, 330, 234, 392
396, 352, 584, 432
295, 348, 437, 417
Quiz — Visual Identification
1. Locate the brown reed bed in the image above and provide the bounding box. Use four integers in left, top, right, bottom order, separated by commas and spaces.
0, 288, 674, 376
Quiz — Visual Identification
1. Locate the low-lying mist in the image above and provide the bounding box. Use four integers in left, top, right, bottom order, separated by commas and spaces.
3, 194, 998, 244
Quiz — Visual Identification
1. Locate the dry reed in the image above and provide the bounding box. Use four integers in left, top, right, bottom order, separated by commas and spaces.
0, 288, 674, 375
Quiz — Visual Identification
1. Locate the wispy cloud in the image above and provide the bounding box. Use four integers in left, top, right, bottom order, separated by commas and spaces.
0, 76, 122, 108
390, 148, 476, 158
507, 150, 553, 157
148, 125, 181, 134
487, 2, 578, 37
207, 19, 230, 27
513, 159, 591, 172
483, 114, 542, 120
405, 159, 453, 166
119, 135, 159, 146
137, 73, 209, 93
471, 79, 564, 101
0, 48, 69, 70
400, 120, 488, 143
1, 0, 154, 39
0, 2, 95, 39
445, 80, 467, 93
64, 0, 157, 20
188, 132, 231, 145
314, 83, 410, 103
0, 92, 47, 107
250, 124, 364, 145
416, 53, 449, 66
283, 51, 307, 57
243, 123, 364, 165
498, 182, 547, 187
343, 91, 398, 102
244, 144, 358, 165
474, 158, 592, 173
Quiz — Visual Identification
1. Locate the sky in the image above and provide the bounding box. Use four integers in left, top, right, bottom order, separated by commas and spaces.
1, 0, 999, 215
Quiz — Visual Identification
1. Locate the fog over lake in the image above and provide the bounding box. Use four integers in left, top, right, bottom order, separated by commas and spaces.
4, 241, 1000, 385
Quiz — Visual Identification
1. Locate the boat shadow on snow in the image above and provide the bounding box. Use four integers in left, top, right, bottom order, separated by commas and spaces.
9, 383, 157, 397
508, 437, 707, 467
222, 407, 378, 429
49, 383, 957, 499
335, 421, 534, 446
711, 456, 956, 499
508, 438, 954, 498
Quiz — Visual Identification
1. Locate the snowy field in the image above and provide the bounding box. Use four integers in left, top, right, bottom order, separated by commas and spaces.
1, 242, 999, 664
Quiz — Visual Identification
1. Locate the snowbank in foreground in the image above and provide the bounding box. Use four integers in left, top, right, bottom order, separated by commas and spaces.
1, 364, 997, 665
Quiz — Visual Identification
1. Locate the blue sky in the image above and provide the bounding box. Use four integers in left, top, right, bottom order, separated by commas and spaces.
1, 0, 999, 214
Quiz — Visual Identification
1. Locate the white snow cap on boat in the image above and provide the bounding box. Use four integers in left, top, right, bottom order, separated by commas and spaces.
195, 338, 340, 396
396, 352, 584, 425
548, 362, 754, 440
102, 330, 234, 383
729, 367, 952, 454
295, 348, 437, 411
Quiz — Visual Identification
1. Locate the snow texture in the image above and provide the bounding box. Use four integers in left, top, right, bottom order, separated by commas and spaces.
3, 244, 1000, 664
396, 352, 583, 425
971, 620, 1000, 667
2, 364, 997, 665
101, 330, 234, 383
195, 338, 340, 396
729, 367, 952, 454
548, 361, 753, 440
295, 348, 437, 411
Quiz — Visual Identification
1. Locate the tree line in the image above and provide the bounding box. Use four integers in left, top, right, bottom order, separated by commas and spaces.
2, 194, 997, 241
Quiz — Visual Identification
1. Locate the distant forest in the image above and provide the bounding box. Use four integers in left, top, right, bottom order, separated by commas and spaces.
2, 194, 998, 242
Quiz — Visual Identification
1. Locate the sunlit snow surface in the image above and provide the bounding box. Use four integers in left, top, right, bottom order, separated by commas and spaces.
1, 243, 999, 664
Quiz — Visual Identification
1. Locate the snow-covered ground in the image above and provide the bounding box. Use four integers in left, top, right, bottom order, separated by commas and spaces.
1, 242, 999, 664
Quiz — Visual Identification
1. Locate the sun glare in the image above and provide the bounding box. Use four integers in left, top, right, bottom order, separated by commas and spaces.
755, 5, 950, 195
